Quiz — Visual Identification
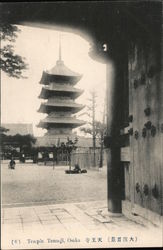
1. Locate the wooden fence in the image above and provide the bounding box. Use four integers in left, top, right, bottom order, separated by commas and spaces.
71, 149, 102, 169
36, 148, 107, 168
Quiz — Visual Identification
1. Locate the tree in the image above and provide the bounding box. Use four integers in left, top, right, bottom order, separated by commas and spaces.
1, 133, 36, 160
65, 137, 78, 170
80, 90, 97, 166
80, 90, 106, 167
0, 126, 9, 159
54, 137, 78, 170
95, 121, 106, 168
80, 121, 105, 141
0, 126, 9, 135
38, 137, 78, 168
0, 23, 28, 78
81, 121, 106, 168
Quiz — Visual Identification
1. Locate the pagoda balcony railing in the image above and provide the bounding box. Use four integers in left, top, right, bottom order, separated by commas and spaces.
48, 96, 74, 103
48, 83, 83, 92
40, 101, 84, 108
48, 111, 72, 117
41, 99, 75, 104
41, 116, 85, 124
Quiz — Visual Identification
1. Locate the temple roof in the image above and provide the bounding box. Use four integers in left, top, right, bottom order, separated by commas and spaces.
39, 85, 84, 99
47, 59, 81, 77
35, 136, 101, 148
40, 70, 82, 85
38, 101, 84, 113
40, 59, 82, 85
2, 123, 33, 136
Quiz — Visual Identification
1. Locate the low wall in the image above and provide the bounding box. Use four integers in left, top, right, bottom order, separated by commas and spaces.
71, 149, 103, 169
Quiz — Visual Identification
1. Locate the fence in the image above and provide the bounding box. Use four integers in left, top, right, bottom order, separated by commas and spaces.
71, 149, 102, 169
35, 148, 107, 168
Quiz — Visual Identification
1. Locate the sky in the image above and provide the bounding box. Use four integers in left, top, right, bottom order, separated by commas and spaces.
1, 25, 107, 137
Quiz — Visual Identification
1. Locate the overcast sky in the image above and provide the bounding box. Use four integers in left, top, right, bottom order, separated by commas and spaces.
1, 25, 107, 136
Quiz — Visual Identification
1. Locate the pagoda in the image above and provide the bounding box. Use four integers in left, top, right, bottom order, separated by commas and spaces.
37, 42, 85, 146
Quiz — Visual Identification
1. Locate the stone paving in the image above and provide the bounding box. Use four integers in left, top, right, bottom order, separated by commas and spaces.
1, 200, 162, 249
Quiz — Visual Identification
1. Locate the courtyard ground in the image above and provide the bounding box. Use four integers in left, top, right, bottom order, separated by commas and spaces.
2, 162, 107, 206
1, 163, 162, 249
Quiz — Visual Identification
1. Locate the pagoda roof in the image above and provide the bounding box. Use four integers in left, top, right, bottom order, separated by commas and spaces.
37, 117, 85, 129
40, 60, 82, 85
39, 85, 84, 99
48, 60, 81, 77
38, 101, 84, 113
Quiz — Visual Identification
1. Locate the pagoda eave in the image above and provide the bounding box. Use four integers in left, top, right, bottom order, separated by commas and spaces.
37, 121, 85, 129
38, 88, 84, 99
38, 103, 84, 113
40, 71, 82, 85
38, 56, 85, 138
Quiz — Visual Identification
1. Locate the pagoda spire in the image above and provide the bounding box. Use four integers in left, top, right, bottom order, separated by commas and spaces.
59, 35, 62, 61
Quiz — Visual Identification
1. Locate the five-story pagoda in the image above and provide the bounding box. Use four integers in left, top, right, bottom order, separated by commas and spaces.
37, 42, 85, 145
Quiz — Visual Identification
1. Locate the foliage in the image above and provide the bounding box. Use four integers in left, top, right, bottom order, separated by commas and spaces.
80, 90, 106, 141
80, 121, 106, 139
0, 23, 28, 78
0, 126, 9, 134
65, 137, 78, 153
1, 133, 36, 157
2, 134, 36, 147
0, 23, 19, 42
50, 137, 78, 169
79, 90, 106, 167
37, 137, 78, 161
1, 133, 36, 161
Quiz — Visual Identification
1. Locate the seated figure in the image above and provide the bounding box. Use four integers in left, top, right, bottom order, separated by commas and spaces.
74, 164, 81, 173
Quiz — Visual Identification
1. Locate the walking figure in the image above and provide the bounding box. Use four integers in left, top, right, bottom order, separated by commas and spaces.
9, 158, 16, 169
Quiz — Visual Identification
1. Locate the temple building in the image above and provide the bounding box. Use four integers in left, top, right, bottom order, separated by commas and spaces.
37, 43, 85, 146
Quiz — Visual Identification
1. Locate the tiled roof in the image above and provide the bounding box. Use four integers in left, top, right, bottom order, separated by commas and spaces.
38, 117, 85, 129
38, 102, 84, 113
35, 135, 100, 148
40, 116, 85, 124
2, 123, 33, 136
39, 85, 84, 99
47, 60, 82, 77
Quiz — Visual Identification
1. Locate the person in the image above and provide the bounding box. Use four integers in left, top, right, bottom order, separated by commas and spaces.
9, 158, 16, 169
74, 164, 81, 173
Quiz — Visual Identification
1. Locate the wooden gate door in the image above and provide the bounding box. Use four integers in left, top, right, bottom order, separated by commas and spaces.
128, 43, 163, 216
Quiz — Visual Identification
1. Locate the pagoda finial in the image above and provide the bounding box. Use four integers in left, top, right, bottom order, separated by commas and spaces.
59, 34, 62, 61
